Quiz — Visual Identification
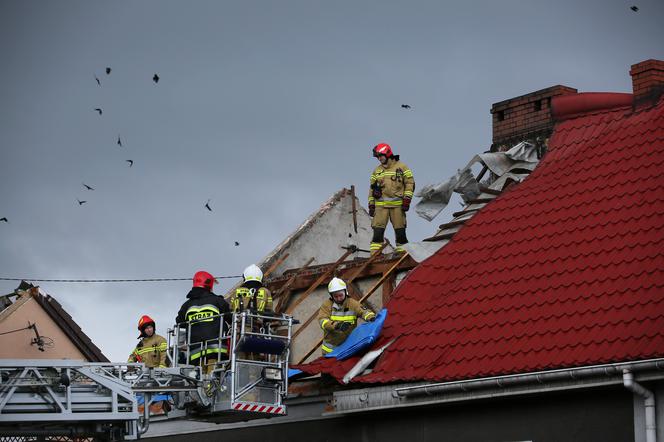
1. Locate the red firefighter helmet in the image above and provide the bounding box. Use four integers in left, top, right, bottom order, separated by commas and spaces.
373, 143, 393, 158
137, 315, 155, 332
193, 270, 216, 290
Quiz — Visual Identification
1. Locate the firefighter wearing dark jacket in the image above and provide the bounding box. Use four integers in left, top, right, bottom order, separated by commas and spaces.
230, 264, 273, 314
368, 143, 415, 254
318, 277, 376, 355
128, 315, 168, 368
176, 270, 230, 371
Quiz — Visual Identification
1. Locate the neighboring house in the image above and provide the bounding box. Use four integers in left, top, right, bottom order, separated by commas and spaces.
0, 281, 108, 362
148, 59, 664, 442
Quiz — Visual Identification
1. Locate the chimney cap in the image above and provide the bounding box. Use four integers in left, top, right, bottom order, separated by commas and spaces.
629, 59, 664, 76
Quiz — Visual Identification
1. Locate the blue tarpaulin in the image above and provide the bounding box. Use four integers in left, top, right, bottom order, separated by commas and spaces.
136, 394, 170, 404
288, 368, 303, 378
324, 308, 387, 360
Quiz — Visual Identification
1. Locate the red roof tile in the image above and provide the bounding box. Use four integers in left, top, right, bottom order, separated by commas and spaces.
296, 94, 664, 384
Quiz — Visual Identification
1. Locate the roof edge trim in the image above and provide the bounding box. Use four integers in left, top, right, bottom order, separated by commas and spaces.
551, 92, 633, 121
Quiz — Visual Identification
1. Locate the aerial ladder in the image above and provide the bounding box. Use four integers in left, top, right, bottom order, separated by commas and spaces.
0, 311, 295, 440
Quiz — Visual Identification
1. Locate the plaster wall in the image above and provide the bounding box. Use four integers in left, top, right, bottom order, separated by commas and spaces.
0, 297, 87, 360
269, 193, 374, 276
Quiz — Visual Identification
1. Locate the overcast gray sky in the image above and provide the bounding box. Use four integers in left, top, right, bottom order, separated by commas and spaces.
1, 0, 663, 361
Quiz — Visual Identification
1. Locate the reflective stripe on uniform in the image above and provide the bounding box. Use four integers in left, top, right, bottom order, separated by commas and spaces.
134, 343, 167, 355
375, 200, 403, 207
320, 319, 331, 330
330, 314, 356, 324
236, 288, 252, 297
257, 288, 271, 311
370, 242, 382, 250
189, 347, 227, 360
321, 343, 333, 353
186, 304, 220, 323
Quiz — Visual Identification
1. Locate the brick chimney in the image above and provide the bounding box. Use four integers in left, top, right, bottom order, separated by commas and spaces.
490, 85, 577, 151
630, 59, 664, 108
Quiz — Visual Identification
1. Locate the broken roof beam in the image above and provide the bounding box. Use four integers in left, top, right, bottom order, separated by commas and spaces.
273, 257, 315, 313
262, 253, 289, 279
289, 243, 389, 339
350, 184, 358, 234
296, 252, 411, 364
284, 249, 354, 315
269, 255, 416, 294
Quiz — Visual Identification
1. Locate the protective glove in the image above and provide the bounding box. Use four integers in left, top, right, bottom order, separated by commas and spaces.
366, 315, 376, 322
334, 321, 352, 332
369, 204, 375, 217
372, 187, 382, 199
402, 197, 411, 212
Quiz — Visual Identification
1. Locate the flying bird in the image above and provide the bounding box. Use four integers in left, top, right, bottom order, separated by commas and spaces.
401, 104, 412, 109
630, 5, 639, 12
117, 136, 122, 147
106, 67, 112, 75
0, 217, 7, 223
126, 160, 133, 167
152, 73, 160, 83
76, 199, 87, 206
95, 75, 101, 86
234, 241, 240, 246
204, 199, 212, 212
82, 183, 94, 191
94, 108, 102, 115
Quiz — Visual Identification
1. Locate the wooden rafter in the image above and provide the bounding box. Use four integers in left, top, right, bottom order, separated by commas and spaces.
296, 253, 410, 364
267, 251, 414, 294
263, 253, 290, 278
272, 257, 315, 313
350, 185, 358, 234
284, 249, 354, 316
289, 243, 388, 340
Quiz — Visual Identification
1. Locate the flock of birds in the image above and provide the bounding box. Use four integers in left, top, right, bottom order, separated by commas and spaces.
0, 96, 414, 224
72, 69, 224, 215
73, 67, 159, 207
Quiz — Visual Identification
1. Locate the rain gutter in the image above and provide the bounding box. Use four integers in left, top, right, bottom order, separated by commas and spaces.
329, 358, 664, 416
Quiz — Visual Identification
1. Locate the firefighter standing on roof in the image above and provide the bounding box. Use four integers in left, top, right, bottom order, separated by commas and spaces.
176, 271, 230, 371
128, 315, 168, 368
318, 277, 376, 355
368, 143, 415, 253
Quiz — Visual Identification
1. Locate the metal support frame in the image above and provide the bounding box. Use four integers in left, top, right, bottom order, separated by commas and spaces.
0, 311, 294, 440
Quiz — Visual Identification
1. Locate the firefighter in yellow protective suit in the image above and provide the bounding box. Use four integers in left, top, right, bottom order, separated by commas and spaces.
128, 315, 168, 368
230, 264, 273, 314
368, 143, 415, 254
318, 277, 376, 355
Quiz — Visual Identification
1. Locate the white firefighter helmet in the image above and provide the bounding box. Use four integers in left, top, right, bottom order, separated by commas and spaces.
327, 277, 347, 294
243, 264, 263, 283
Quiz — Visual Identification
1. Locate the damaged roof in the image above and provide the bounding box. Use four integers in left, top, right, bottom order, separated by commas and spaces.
297, 92, 664, 384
